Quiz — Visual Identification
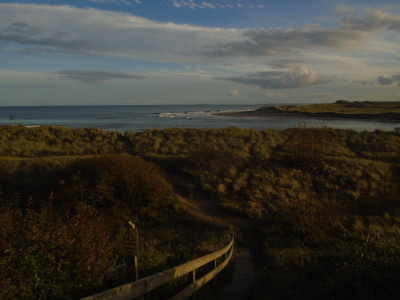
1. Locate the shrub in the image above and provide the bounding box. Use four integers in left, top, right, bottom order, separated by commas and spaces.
0, 200, 118, 299
55, 154, 174, 218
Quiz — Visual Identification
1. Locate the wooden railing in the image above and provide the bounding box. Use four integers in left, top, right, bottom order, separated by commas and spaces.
82, 234, 234, 300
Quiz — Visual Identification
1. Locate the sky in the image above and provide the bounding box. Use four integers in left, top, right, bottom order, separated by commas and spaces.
0, 0, 400, 105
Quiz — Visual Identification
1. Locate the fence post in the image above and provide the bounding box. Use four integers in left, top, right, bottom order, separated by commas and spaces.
126, 255, 138, 282
129, 222, 139, 282
82, 232, 234, 300
192, 269, 196, 300
118, 221, 139, 282
214, 258, 217, 284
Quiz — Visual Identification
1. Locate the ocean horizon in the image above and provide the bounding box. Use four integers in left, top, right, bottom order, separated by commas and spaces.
1, 104, 399, 133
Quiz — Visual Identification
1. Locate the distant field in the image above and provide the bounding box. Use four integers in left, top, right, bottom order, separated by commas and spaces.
277, 100, 400, 114
218, 101, 400, 121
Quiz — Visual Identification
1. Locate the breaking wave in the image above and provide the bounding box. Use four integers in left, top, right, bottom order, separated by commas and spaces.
158, 109, 249, 119
158, 110, 211, 119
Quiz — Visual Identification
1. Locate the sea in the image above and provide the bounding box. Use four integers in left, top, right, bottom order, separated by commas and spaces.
0, 104, 399, 133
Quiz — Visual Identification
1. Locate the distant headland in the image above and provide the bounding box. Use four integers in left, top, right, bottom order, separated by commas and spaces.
216, 100, 400, 122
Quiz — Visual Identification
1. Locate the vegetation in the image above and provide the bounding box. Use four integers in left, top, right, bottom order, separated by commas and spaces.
1, 200, 117, 299
0, 151, 229, 299
1, 124, 400, 299
0, 125, 124, 157
219, 101, 400, 121
275, 100, 400, 114
124, 125, 400, 298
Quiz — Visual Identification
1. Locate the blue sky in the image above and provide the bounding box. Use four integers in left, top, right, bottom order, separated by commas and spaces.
0, 0, 400, 105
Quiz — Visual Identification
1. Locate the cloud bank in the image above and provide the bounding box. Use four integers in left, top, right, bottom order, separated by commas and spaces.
0, 3, 399, 64
377, 74, 400, 86
216, 67, 334, 89
206, 8, 400, 58
57, 70, 144, 85
0, 21, 104, 55
0, 3, 239, 62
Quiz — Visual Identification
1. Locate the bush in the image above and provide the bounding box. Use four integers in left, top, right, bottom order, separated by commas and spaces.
56, 154, 174, 218
0, 200, 118, 299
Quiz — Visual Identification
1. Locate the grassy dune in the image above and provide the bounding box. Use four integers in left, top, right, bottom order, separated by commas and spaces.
276, 100, 400, 114
218, 101, 400, 122
1, 124, 400, 299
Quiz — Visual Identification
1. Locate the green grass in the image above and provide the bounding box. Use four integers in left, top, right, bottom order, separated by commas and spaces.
0, 125, 124, 157
276, 101, 400, 114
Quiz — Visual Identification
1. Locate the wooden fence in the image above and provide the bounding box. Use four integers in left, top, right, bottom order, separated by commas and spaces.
82, 234, 234, 300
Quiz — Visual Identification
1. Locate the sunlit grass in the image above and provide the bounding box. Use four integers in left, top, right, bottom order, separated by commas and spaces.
277, 101, 400, 114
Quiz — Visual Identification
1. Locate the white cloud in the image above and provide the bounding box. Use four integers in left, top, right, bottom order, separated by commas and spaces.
337, 5, 356, 16
0, 3, 241, 62
0, 3, 400, 99
201, 2, 215, 9
309, 92, 335, 98
174, 72, 212, 78
170, 0, 215, 9
228, 89, 238, 96
167, 1, 264, 10
89, 0, 134, 5
1, 3, 399, 68
206, 8, 400, 58
265, 92, 284, 98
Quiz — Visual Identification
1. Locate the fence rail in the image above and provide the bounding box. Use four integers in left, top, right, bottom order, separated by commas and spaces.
81, 234, 234, 300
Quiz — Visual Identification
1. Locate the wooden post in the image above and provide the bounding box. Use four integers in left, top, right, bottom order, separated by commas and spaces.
119, 221, 139, 282
128, 222, 139, 282
192, 269, 196, 300
214, 258, 217, 285
126, 255, 138, 281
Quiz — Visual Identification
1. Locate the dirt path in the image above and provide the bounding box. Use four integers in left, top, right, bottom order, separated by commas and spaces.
161, 169, 260, 300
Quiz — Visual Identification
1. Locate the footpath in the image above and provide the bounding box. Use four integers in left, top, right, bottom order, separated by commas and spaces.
162, 169, 260, 300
